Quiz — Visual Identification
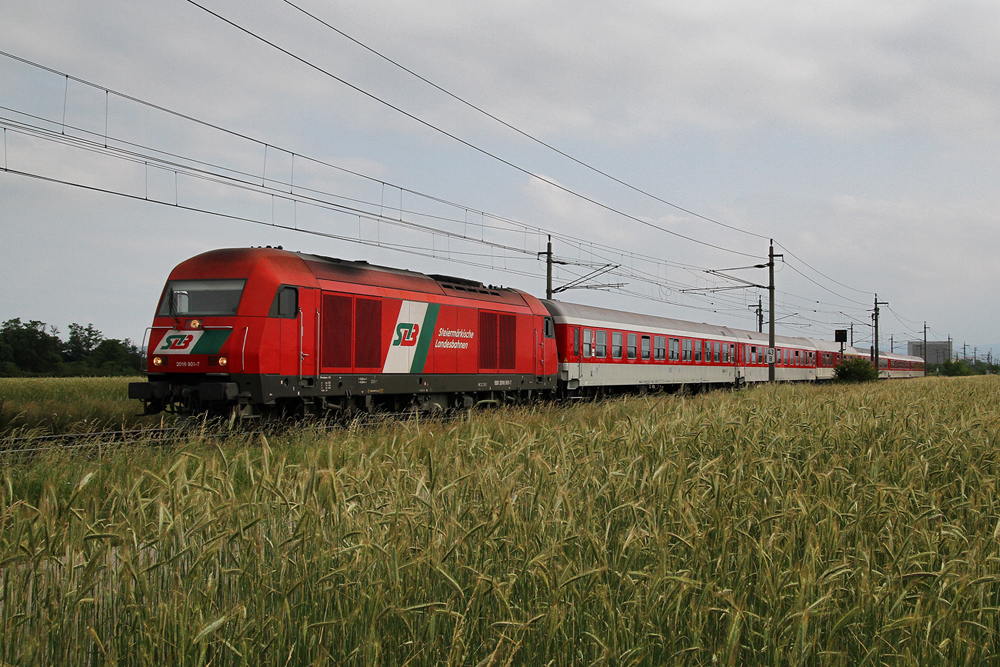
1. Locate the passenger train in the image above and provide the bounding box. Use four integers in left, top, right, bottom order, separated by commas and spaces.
128, 248, 924, 416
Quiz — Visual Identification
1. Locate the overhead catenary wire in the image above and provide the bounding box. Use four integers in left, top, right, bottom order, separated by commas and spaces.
0, 48, 883, 320
0, 59, 773, 314
0, 115, 889, 337
0, 47, 929, 338
0, 51, 743, 282
1, 110, 758, 310
181, 0, 763, 260
1, 121, 763, 318
277, 0, 771, 243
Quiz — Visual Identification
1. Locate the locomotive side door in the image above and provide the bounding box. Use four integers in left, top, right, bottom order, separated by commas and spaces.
298, 288, 319, 380
273, 286, 299, 378
275, 286, 318, 380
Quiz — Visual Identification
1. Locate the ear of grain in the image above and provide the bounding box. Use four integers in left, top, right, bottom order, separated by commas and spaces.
2, 377, 1000, 664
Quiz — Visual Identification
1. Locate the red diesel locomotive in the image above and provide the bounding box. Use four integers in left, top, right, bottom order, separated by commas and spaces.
129, 248, 559, 416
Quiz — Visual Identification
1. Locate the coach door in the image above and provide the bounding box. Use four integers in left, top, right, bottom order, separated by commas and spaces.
734, 342, 744, 384
575, 327, 583, 379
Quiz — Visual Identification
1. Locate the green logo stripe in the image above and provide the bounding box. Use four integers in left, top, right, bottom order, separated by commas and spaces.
409, 303, 440, 373
190, 329, 231, 355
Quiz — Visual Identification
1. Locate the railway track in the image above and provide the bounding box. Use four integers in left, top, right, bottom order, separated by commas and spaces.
0, 409, 470, 456
0, 427, 195, 455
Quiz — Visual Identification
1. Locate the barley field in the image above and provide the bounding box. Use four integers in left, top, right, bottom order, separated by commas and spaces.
0, 377, 156, 434
2, 377, 1000, 665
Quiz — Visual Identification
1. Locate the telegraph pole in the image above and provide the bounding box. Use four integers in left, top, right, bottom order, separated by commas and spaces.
543, 235, 553, 300
873, 294, 888, 375
923, 321, 927, 376
890, 335, 894, 353
768, 241, 783, 383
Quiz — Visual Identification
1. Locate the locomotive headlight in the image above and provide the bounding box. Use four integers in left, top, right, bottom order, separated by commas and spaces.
218, 356, 228, 367
188, 319, 202, 330
152, 356, 164, 367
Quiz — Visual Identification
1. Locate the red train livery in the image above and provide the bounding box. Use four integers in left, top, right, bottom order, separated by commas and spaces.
129, 248, 558, 416
130, 248, 923, 416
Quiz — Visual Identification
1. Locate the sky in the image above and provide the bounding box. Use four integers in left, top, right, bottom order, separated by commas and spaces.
1, 0, 998, 359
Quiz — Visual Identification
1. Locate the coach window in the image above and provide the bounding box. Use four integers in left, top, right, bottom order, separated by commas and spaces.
654, 336, 665, 361
596, 330, 607, 358
269, 286, 298, 319
573, 329, 580, 357
694, 340, 702, 362
682, 339, 692, 362
713, 341, 720, 363
627, 333, 638, 360
729, 344, 736, 363
583, 329, 592, 357
669, 338, 680, 361
794, 350, 800, 365
641, 335, 651, 361
611, 332, 623, 359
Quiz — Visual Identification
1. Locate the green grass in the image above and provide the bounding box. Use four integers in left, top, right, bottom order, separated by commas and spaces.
2, 377, 1000, 665
0, 377, 160, 434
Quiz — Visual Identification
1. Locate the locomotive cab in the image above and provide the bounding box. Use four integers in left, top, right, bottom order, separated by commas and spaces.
129, 248, 320, 415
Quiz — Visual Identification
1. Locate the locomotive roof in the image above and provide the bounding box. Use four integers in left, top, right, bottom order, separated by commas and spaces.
543, 299, 813, 347
296, 251, 530, 305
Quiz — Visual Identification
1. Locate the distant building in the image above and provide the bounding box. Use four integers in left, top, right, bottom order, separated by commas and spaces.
908, 340, 952, 363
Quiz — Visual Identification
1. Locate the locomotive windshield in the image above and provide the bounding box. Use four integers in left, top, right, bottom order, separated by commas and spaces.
157, 279, 246, 317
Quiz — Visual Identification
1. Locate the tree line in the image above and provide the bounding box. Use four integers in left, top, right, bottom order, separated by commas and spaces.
0, 319, 142, 377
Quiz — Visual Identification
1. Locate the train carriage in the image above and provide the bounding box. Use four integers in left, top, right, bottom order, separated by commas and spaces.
543, 300, 831, 392
808, 338, 847, 381
733, 330, 819, 383
883, 351, 925, 378
543, 300, 743, 392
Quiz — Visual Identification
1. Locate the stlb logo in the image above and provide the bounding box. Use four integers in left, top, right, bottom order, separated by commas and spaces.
161, 334, 194, 350
392, 323, 419, 347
